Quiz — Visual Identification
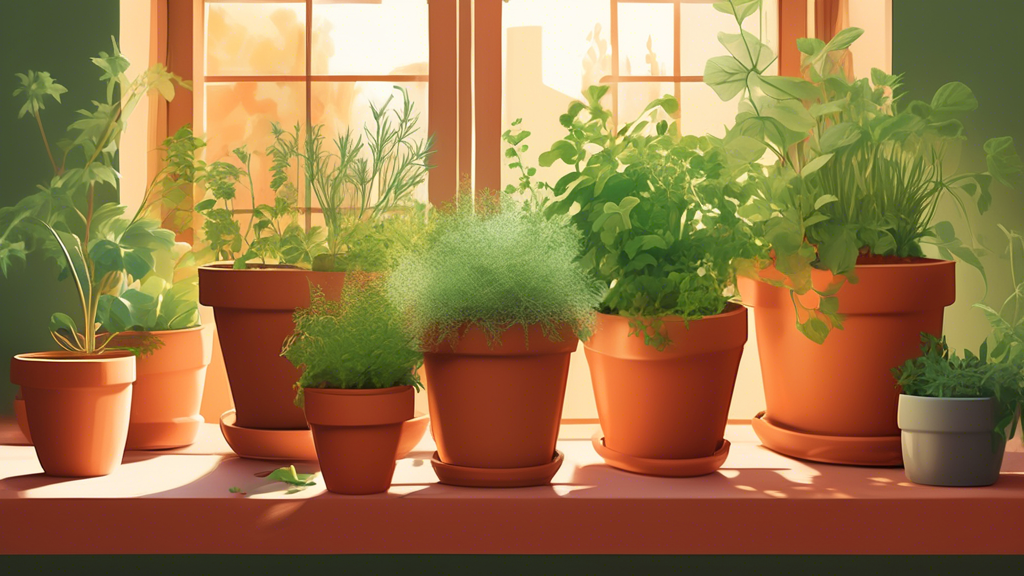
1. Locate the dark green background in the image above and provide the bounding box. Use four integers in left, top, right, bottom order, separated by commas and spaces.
893, 0, 1024, 355
0, 0, 120, 414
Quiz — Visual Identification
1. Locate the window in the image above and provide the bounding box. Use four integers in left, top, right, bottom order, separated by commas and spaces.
201, 0, 432, 231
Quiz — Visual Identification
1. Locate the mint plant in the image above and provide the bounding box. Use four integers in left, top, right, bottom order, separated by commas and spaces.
705, 0, 1024, 343
0, 39, 191, 354
540, 87, 757, 349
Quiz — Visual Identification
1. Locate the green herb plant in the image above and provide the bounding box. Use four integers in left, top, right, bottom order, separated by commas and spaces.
282, 273, 423, 407
386, 185, 605, 349
539, 87, 756, 349
705, 0, 1024, 343
0, 38, 192, 354
894, 226, 1024, 444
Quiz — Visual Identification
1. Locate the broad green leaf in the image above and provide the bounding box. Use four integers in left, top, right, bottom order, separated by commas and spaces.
704, 56, 749, 101
809, 100, 847, 117
194, 198, 217, 212
538, 140, 579, 167
984, 137, 1024, 188
265, 465, 317, 487
718, 30, 775, 71
796, 37, 825, 56
724, 135, 768, 164
96, 295, 135, 333
871, 68, 899, 88
822, 27, 864, 53
712, 0, 760, 22
819, 122, 862, 153
813, 194, 839, 210
798, 317, 830, 344
801, 154, 834, 177
752, 74, 819, 101
930, 82, 978, 117
816, 225, 859, 275
89, 239, 124, 279
761, 98, 815, 134
49, 313, 79, 337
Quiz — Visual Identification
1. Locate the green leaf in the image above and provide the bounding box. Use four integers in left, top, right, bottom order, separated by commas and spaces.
816, 225, 859, 275
822, 27, 864, 53
538, 140, 579, 167
801, 154, 834, 178
89, 239, 124, 278
984, 137, 1024, 188
752, 75, 819, 101
96, 295, 135, 333
871, 68, 899, 88
813, 194, 839, 210
13, 70, 67, 119
265, 465, 317, 487
809, 100, 847, 117
798, 317, 830, 344
724, 135, 768, 164
718, 30, 775, 71
930, 82, 978, 117
194, 198, 217, 212
797, 37, 825, 56
49, 313, 79, 337
712, 0, 760, 22
819, 122, 862, 153
704, 56, 749, 101
761, 98, 815, 134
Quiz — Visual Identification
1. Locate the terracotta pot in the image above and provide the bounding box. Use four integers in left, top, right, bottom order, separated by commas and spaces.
104, 326, 215, 450
303, 386, 414, 495
738, 259, 955, 461
199, 264, 345, 430
10, 351, 136, 477
424, 324, 576, 469
585, 305, 747, 462
13, 389, 30, 443
899, 395, 1006, 487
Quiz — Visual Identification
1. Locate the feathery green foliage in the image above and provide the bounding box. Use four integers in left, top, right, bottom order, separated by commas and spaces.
282, 274, 422, 406
387, 191, 605, 348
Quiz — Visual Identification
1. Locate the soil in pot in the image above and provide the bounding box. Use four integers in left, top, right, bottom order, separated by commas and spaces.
109, 326, 214, 450
425, 323, 576, 472
10, 351, 136, 477
303, 386, 414, 495
898, 395, 1007, 487
199, 264, 345, 430
739, 258, 955, 466
584, 305, 746, 472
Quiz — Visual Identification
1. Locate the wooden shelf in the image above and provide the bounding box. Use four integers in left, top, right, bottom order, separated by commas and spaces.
2, 421, 1023, 554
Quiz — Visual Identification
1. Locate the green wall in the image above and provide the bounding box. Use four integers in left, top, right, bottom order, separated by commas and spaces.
0, 0, 120, 415
894, 0, 1024, 353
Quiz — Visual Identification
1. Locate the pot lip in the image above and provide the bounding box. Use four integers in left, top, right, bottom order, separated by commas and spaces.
899, 393, 994, 402
844, 257, 954, 270
595, 301, 745, 323
303, 385, 413, 397
199, 262, 327, 273
106, 325, 207, 337
13, 350, 136, 363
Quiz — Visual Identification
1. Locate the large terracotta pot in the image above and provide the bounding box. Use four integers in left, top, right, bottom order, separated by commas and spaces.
585, 305, 747, 463
425, 324, 576, 469
738, 259, 955, 465
199, 264, 345, 430
108, 326, 215, 450
10, 351, 136, 477
304, 386, 414, 495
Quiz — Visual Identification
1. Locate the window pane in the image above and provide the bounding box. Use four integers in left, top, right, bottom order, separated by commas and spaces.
205, 3, 306, 76
618, 3, 674, 76
680, 0, 779, 76
679, 82, 740, 138
311, 0, 429, 76
203, 82, 306, 210
502, 0, 611, 194
618, 81, 676, 126
310, 81, 431, 206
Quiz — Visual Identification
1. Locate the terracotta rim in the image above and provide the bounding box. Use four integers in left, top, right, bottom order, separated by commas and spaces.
11, 350, 136, 390
426, 323, 580, 356
219, 409, 318, 461
430, 450, 564, 488
591, 433, 731, 477
198, 263, 345, 310
596, 301, 746, 325
752, 412, 903, 467
303, 386, 415, 427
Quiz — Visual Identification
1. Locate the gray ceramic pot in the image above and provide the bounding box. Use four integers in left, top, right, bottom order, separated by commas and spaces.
897, 394, 1005, 487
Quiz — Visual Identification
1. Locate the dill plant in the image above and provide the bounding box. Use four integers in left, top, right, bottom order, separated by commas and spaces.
282, 274, 422, 406
386, 190, 605, 348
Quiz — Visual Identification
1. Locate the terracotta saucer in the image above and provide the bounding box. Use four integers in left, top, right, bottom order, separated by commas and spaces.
431, 451, 564, 488
752, 411, 903, 467
591, 433, 731, 477
396, 413, 430, 459
220, 409, 430, 461
220, 410, 317, 461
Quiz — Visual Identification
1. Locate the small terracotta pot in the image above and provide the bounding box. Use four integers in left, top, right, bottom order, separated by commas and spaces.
585, 305, 747, 462
738, 259, 955, 465
13, 389, 30, 443
424, 324, 576, 469
10, 351, 136, 477
107, 326, 214, 450
199, 264, 345, 430
303, 386, 414, 495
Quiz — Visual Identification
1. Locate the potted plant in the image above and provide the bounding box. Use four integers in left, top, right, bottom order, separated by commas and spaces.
386, 188, 604, 487
705, 0, 1024, 464
538, 89, 752, 476
1, 40, 188, 475
197, 88, 433, 447
895, 227, 1024, 486
282, 274, 421, 494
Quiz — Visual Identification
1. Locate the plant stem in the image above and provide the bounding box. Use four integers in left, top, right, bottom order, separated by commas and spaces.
35, 111, 59, 176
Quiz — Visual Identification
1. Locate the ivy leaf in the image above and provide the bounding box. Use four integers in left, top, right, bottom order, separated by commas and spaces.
930, 82, 978, 118
984, 137, 1024, 189
704, 56, 749, 101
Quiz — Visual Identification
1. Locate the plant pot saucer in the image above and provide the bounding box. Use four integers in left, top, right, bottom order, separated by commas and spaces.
220, 410, 317, 461
752, 411, 903, 467
126, 416, 204, 451
591, 433, 731, 477
430, 451, 564, 488
220, 409, 430, 461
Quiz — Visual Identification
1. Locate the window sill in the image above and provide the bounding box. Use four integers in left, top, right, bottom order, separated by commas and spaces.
2, 421, 1022, 554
